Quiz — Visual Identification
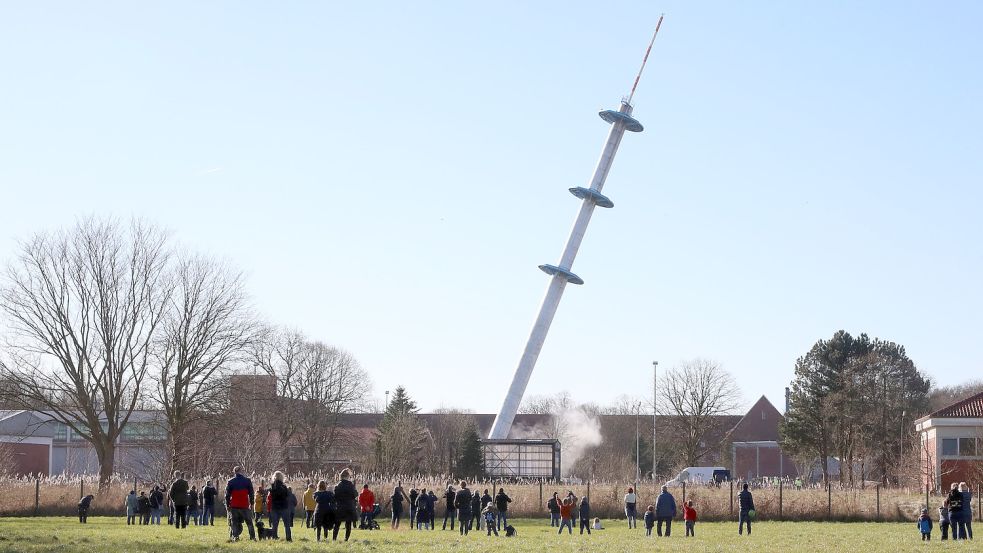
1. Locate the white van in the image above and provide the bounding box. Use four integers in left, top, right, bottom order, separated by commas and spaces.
665, 467, 730, 487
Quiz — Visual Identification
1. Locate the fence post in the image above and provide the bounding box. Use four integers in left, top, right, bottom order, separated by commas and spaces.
682, 481, 686, 505
876, 484, 880, 520
925, 483, 929, 510
978, 483, 981, 523
34, 477, 40, 516
778, 479, 783, 521
827, 483, 831, 520
539, 480, 543, 507
586, 480, 590, 501
80, 478, 84, 500
729, 480, 734, 517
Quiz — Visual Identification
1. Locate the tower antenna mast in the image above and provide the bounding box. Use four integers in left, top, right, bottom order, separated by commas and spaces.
627, 14, 664, 105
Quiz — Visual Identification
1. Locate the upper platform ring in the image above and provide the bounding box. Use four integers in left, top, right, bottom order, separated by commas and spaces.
599, 110, 644, 132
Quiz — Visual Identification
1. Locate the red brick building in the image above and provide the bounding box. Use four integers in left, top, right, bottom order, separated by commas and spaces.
723, 396, 799, 479
915, 391, 983, 491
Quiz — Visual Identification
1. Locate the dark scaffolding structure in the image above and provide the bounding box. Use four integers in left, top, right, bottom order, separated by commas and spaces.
481, 439, 561, 481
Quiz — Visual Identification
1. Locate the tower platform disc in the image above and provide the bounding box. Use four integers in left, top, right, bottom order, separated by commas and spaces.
538, 264, 584, 285
599, 110, 644, 132
569, 187, 614, 208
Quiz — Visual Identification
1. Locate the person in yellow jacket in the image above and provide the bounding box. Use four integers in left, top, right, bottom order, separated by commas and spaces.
254, 480, 268, 523
303, 483, 317, 528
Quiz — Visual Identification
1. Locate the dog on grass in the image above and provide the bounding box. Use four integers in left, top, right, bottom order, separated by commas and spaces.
255, 520, 276, 540
505, 525, 517, 537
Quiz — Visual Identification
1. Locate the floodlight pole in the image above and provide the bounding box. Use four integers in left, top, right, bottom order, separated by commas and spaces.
652, 360, 658, 479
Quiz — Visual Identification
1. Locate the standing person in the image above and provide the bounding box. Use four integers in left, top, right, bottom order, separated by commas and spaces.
959, 482, 973, 540
201, 480, 217, 526
303, 483, 317, 529
125, 490, 138, 525
390, 485, 405, 529
643, 505, 655, 536
313, 480, 336, 542
428, 490, 438, 530
940, 501, 950, 541
332, 469, 359, 542
149, 485, 164, 525
358, 484, 376, 529
655, 485, 676, 537
495, 488, 512, 531
225, 465, 256, 542
948, 482, 965, 540
918, 508, 934, 541
408, 488, 419, 529
738, 483, 755, 536
78, 494, 94, 524
624, 487, 638, 529
578, 496, 591, 535
557, 497, 574, 534
442, 485, 456, 530
138, 492, 151, 525
254, 480, 268, 524
483, 505, 498, 536
415, 488, 431, 530
547, 492, 561, 527
470, 489, 482, 531
187, 485, 199, 526
169, 471, 190, 529
481, 489, 493, 511
683, 500, 697, 537
268, 471, 293, 541
455, 481, 473, 536
287, 487, 298, 529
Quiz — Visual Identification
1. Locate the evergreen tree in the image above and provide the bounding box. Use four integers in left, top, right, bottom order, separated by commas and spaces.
455, 420, 484, 479
375, 386, 426, 473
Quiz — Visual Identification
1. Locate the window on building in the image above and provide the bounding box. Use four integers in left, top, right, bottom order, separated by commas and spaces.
958, 437, 977, 457
941, 438, 958, 456
53, 423, 68, 442
121, 422, 166, 442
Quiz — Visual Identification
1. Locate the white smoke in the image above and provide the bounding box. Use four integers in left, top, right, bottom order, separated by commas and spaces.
509, 404, 602, 476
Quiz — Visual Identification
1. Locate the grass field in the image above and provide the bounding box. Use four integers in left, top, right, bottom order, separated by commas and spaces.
0, 517, 953, 553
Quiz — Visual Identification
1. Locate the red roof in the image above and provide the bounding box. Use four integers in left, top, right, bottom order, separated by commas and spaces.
927, 390, 983, 418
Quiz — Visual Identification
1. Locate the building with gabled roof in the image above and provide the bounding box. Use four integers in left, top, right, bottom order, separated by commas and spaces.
915, 390, 983, 490
722, 396, 798, 479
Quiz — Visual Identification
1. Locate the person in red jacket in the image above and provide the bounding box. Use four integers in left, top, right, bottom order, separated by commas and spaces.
225, 466, 256, 541
683, 500, 697, 537
359, 485, 376, 529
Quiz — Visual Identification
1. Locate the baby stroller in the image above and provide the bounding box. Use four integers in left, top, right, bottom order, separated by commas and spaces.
360, 504, 382, 530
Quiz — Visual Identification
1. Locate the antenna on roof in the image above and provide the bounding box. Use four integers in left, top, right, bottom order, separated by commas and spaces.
627, 14, 665, 105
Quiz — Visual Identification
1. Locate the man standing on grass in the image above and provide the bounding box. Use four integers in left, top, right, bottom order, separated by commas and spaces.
455, 481, 473, 535
655, 485, 676, 537
738, 483, 755, 535
442, 485, 456, 530
495, 488, 512, 531
149, 485, 164, 524
225, 466, 256, 541
169, 470, 190, 529
201, 480, 217, 526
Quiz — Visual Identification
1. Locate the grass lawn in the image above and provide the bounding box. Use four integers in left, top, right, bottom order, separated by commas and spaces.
0, 517, 951, 553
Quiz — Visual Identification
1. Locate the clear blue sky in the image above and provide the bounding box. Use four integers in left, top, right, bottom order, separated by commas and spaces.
2, 1, 981, 415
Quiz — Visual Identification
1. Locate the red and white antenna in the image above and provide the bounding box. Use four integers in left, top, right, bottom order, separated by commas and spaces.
627, 14, 665, 105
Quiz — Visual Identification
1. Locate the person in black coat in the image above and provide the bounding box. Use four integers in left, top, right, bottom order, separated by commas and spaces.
442, 485, 456, 530
738, 483, 755, 535
470, 490, 482, 531
454, 482, 473, 535
78, 494, 94, 524
495, 488, 512, 531
408, 488, 419, 529
947, 483, 965, 541
333, 470, 359, 542
312, 480, 336, 542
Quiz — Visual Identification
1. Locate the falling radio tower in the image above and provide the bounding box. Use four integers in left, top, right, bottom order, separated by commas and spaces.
489, 16, 664, 440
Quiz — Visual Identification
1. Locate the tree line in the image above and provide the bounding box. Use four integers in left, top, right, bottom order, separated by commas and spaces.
0, 217, 370, 487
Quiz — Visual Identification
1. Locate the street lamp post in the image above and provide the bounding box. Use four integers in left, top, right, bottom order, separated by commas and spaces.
385, 390, 390, 411
652, 361, 658, 480
635, 401, 642, 483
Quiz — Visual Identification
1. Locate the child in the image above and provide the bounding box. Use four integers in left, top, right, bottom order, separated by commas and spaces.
592, 517, 603, 530
558, 497, 574, 535
939, 503, 950, 541
683, 500, 697, 537
643, 505, 655, 536
483, 505, 498, 536
918, 508, 933, 540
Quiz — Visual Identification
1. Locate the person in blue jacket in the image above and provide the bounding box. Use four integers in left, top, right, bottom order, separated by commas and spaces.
655, 485, 676, 537
918, 508, 934, 540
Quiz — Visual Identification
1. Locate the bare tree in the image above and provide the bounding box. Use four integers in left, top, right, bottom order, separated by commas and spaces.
152, 253, 257, 471
426, 408, 476, 474
251, 327, 307, 447
292, 341, 370, 468
658, 358, 742, 467
0, 218, 171, 487
519, 391, 574, 443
